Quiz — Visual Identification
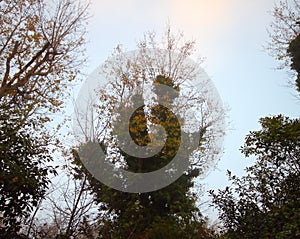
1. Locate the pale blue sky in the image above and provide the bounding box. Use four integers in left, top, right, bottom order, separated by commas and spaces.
80, 0, 299, 220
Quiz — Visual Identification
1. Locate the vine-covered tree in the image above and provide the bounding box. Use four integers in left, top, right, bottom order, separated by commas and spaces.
287, 30, 300, 92
0, 0, 89, 236
72, 28, 224, 238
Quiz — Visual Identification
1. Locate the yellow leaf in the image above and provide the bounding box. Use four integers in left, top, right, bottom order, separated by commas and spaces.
12, 177, 18, 183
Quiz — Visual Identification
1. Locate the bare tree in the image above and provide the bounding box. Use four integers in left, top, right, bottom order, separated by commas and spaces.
25, 169, 98, 239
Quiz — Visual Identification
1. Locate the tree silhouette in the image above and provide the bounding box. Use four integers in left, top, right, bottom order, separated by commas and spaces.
71, 28, 224, 238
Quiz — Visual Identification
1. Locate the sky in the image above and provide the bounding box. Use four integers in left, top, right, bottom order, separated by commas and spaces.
79, 0, 299, 221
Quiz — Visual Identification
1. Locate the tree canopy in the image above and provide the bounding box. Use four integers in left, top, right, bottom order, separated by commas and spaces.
0, 0, 88, 236
211, 2, 300, 238
71, 29, 224, 239
287, 31, 300, 92
211, 115, 300, 239
268, 0, 300, 94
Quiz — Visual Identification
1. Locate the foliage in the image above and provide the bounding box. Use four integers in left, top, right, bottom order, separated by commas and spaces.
267, 0, 300, 69
72, 77, 216, 238
210, 115, 300, 239
213, 3, 300, 236
287, 31, 300, 92
71, 29, 224, 238
0, 0, 88, 111
0, 0, 89, 236
0, 109, 55, 236
267, 0, 300, 94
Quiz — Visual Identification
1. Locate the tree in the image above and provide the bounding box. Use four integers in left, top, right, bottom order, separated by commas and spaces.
287, 31, 300, 92
0, 108, 54, 237
0, 0, 89, 236
26, 172, 98, 239
267, 0, 300, 93
211, 3, 300, 236
72, 28, 224, 238
210, 115, 300, 239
